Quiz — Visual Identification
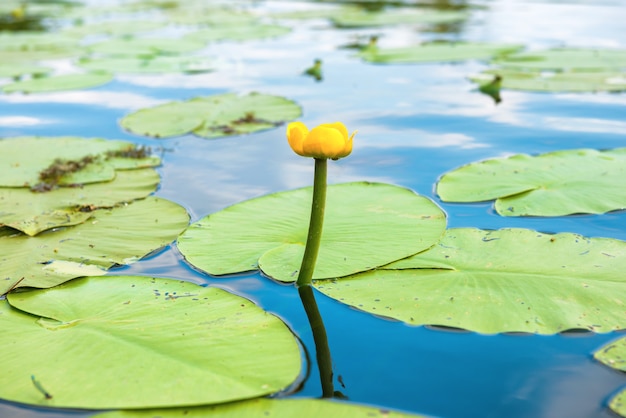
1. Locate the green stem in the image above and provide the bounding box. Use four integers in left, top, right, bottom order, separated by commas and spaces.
296, 158, 327, 288
298, 285, 334, 398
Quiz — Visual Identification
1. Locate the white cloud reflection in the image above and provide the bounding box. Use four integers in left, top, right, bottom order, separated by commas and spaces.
0, 91, 163, 110
0, 116, 51, 127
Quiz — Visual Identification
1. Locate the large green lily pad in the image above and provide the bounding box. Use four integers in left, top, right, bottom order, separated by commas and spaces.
595, 335, 626, 417
314, 228, 626, 334
0, 31, 78, 52
0, 275, 301, 409
121, 92, 302, 139
2, 71, 113, 93
93, 398, 422, 418
177, 182, 446, 282
469, 69, 626, 92
0, 63, 51, 79
0, 168, 160, 236
78, 55, 215, 74
493, 48, 626, 71
358, 42, 522, 64
0, 136, 160, 188
62, 20, 165, 37
0, 197, 189, 294
436, 148, 626, 217
331, 7, 468, 28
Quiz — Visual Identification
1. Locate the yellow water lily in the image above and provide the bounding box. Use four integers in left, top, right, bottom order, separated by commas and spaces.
286, 121, 355, 160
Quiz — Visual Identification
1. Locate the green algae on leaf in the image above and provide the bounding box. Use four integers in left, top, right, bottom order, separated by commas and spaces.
469, 69, 626, 92
177, 182, 446, 282
358, 41, 523, 64
314, 228, 626, 335
2, 71, 113, 94
0, 136, 160, 188
93, 397, 423, 418
0, 197, 189, 294
0, 275, 301, 409
121, 92, 302, 139
436, 148, 626, 217
0, 168, 160, 236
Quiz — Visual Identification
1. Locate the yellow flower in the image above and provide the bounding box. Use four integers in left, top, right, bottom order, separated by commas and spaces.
286, 121, 356, 160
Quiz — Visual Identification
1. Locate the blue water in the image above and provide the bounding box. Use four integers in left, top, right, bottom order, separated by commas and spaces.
1, 0, 626, 417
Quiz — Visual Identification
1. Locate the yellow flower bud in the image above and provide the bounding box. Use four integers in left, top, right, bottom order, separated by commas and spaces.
286, 121, 355, 160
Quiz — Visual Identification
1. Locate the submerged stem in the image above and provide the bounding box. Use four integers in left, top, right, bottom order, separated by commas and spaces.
296, 158, 327, 288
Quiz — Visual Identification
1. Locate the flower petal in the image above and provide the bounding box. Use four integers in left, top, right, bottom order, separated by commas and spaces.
304, 126, 347, 159
286, 122, 309, 156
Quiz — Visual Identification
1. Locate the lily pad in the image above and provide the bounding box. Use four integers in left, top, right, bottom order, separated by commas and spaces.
0, 197, 189, 294
595, 335, 626, 372
93, 398, 422, 418
78, 55, 215, 74
0, 136, 160, 188
493, 48, 626, 71
62, 20, 165, 37
121, 92, 302, 139
314, 228, 626, 334
165, 7, 258, 25
594, 336, 626, 417
0, 31, 79, 52
2, 71, 113, 93
0, 63, 51, 79
0, 275, 301, 409
358, 42, 522, 64
87, 37, 206, 57
331, 7, 468, 28
177, 182, 446, 282
469, 70, 626, 92
436, 148, 626, 217
0, 168, 160, 236
183, 23, 290, 43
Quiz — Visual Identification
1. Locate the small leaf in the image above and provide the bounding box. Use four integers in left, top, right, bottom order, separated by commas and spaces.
358, 42, 522, 64
2, 72, 113, 94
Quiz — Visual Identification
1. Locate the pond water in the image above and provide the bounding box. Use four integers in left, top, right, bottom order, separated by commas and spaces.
1, 0, 626, 417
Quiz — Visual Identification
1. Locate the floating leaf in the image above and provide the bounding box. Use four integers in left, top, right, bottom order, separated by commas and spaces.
87, 37, 206, 57
0, 168, 160, 235
0, 63, 51, 79
2, 71, 113, 93
184, 23, 290, 43
78, 55, 215, 74
469, 69, 626, 92
595, 335, 626, 372
314, 228, 626, 335
93, 398, 422, 418
595, 336, 626, 417
121, 92, 302, 139
0, 197, 189, 294
0, 31, 79, 52
177, 182, 446, 282
331, 7, 468, 28
493, 48, 626, 71
358, 42, 522, 64
0, 136, 159, 188
436, 148, 626, 216
62, 20, 165, 37
0, 275, 301, 409
165, 7, 258, 25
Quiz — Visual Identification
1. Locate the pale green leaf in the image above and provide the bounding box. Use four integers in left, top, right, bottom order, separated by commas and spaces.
436, 148, 626, 216
121, 93, 302, 139
0, 275, 301, 409
177, 182, 446, 282
2, 72, 113, 93
332, 7, 468, 28
0, 197, 189, 293
78, 55, 215, 74
93, 397, 422, 418
184, 24, 290, 43
358, 42, 522, 64
595, 335, 626, 372
493, 48, 626, 71
88, 37, 206, 57
314, 228, 626, 334
469, 69, 626, 92
0, 168, 160, 235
